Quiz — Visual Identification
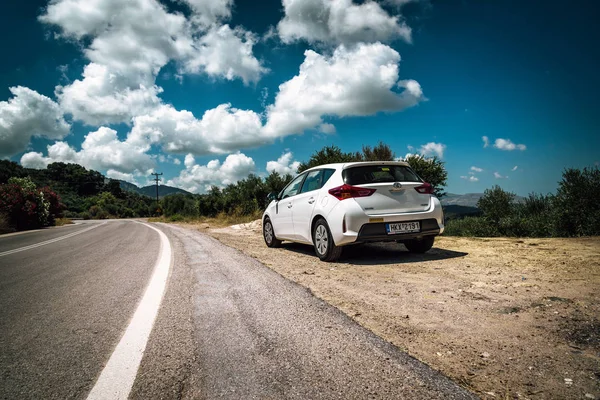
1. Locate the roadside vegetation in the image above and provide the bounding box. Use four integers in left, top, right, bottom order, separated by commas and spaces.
445, 166, 600, 237
0, 160, 156, 232
2, 145, 597, 238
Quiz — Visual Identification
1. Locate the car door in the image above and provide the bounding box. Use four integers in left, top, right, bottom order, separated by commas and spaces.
290, 170, 324, 243
271, 173, 306, 240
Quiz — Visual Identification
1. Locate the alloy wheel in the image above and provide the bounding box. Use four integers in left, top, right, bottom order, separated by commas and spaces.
315, 225, 328, 255
264, 221, 274, 244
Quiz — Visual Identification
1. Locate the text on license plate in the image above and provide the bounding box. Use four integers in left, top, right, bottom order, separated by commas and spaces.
386, 221, 420, 234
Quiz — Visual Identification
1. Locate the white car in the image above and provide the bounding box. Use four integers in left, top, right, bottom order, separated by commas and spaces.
262, 161, 445, 261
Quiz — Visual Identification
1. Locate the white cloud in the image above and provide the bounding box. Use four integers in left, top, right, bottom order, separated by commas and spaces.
266, 152, 301, 175
461, 175, 479, 182
56, 63, 163, 126
419, 142, 446, 158
182, 0, 233, 28
173, 158, 181, 165
512, 165, 518, 171
41, 0, 191, 78
318, 123, 336, 134
494, 171, 508, 179
482, 135, 489, 148
264, 43, 424, 138
277, 0, 412, 45
20, 127, 154, 174
184, 153, 195, 168
494, 138, 526, 151
127, 103, 268, 155
40, 0, 265, 126
167, 152, 256, 193
0, 86, 70, 158
470, 166, 483, 173
180, 24, 268, 85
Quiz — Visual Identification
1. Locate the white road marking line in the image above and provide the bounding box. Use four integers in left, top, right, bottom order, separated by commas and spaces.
0, 222, 106, 257
86, 222, 172, 400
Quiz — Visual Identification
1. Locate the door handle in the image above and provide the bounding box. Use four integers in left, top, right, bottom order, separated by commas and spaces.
287, 203, 292, 208
308, 197, 315, 204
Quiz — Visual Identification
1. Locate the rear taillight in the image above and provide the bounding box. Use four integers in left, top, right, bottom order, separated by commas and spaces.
415, 182, 434, 194
328, 184, 376, 200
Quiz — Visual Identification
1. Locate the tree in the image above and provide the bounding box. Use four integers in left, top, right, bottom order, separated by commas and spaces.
477, 185, 515, 224
265, 171, 293, 194
404, 155, 448, 198
0, 160, 25, 184
297, 145, 361, 173
553, 166, 600, 236
361, 141, 395, 161
105, 179, 125, 199
161, 193, 197, 217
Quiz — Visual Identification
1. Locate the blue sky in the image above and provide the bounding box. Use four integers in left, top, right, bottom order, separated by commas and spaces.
1, 0, 598, 195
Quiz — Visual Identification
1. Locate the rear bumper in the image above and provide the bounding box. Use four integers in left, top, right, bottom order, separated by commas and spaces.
356, 218, 440, 243
326, 196, 444, 246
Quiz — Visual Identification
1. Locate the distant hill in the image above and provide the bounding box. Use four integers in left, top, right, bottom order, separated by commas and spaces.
441, 193, 525, 208
442, 204, 481, 220
118, 180, 192, 198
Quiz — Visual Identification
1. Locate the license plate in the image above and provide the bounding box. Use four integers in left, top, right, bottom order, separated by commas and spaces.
386, 221, 420, 234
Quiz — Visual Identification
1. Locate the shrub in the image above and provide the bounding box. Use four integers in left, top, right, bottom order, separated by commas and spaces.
168, 214, 185, 222
0, 177, 61, 230
477, 185, 516, 224
552, 166, 600, 236
444, 216, 501, 237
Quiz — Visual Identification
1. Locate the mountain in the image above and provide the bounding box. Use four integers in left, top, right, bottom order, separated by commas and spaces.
440, 193, 485, 207
440, 193, 525, 208
119, 181, 192, 198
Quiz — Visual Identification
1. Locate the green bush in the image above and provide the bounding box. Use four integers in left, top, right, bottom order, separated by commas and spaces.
168, 214, 185, 222
552, 166, 600, 236
444, 216, 501, 237
0, 177, 62, 230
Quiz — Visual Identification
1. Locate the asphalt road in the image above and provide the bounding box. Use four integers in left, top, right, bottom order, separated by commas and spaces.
0, 220, 478, 399
0, 220, 159, 400
133, 224, 477, 400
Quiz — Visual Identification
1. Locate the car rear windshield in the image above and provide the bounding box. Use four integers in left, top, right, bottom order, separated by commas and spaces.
343, 165, 422, 185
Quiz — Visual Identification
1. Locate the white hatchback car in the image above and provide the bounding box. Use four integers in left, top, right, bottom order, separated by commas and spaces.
262, 161, 444, 261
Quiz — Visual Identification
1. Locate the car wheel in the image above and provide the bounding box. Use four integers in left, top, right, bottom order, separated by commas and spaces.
313, 218, 342, 262
263, 218, 282, 248
404, 236, 435, 253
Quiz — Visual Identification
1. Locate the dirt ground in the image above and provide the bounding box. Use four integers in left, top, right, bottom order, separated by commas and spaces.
187, 220, 599, 400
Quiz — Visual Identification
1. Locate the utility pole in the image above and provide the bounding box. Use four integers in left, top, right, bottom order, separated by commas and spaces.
151, 172, 163, 214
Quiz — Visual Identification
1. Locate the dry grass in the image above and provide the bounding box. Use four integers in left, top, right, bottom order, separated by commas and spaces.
54, 218, 73, 227
149, 211, 263, 228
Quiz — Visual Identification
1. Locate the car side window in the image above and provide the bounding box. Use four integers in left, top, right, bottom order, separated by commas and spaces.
280, 174, 305, 199
321, 169, 335, 186
300, 170, 323, 194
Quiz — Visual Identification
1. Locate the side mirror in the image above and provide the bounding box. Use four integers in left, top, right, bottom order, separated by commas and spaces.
267, 192, 279, 202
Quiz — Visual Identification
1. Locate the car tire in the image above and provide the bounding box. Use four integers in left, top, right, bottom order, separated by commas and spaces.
313, 218, 342, 262
404, 236, 435, 253
263, 217, 282, 248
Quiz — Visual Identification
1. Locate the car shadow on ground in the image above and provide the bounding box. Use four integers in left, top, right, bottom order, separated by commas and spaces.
280, 241, 468, 265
